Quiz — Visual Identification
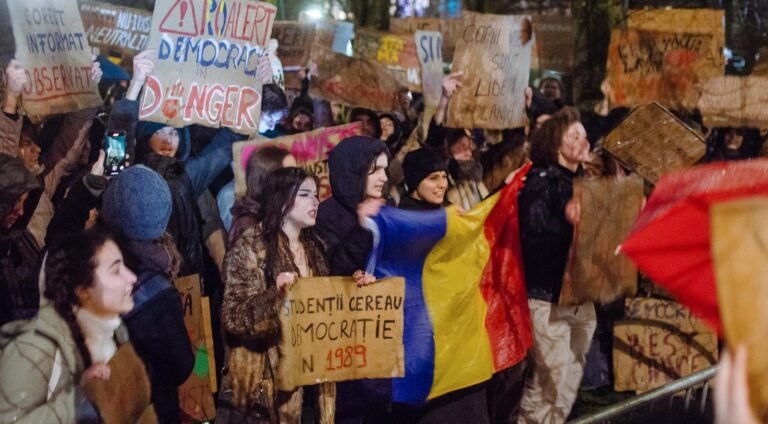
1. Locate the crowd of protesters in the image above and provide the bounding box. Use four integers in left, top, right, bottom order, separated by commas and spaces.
0, 23, 765, 424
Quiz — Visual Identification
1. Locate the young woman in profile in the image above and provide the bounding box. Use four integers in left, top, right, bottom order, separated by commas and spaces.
0, 229, 155, 423
218, 167, 372, 423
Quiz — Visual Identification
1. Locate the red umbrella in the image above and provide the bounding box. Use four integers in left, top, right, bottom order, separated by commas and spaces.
620, 158, 768, 335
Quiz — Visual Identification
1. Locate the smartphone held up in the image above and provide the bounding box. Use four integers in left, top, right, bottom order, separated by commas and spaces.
104, 130, 128, 176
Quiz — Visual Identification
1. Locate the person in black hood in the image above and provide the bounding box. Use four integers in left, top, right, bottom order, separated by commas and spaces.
315, 136, 390, 420
705, 127, 765, 163
350, 108, 382, 139
0, 154, 43, 325
379, 112, 404, 156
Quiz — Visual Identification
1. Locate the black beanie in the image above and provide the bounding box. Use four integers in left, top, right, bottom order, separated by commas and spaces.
403, 148, 448, 193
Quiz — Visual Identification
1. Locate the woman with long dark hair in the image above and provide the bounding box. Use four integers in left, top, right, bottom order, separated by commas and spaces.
218, 168, 372, 423
227, 146, 296, 244
0, 229, 155, 423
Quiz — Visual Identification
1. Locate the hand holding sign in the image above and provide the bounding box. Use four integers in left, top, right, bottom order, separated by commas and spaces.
5, 60, 28, 99
127, 49, 156, 101
442, 71, 463, 99
277, 272, 297, 293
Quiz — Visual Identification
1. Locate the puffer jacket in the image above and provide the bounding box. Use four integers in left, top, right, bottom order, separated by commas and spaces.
518, 163, 580, 303
218, 227, 335, 424
0, 154, 43, 325
0, 303, 97, 423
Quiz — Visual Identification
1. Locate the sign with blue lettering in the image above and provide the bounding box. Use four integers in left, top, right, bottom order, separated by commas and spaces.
8, 0, 102, 119
140, 0, 277, 135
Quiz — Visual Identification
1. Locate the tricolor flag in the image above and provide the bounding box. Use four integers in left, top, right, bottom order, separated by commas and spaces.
366, 163, 533, 404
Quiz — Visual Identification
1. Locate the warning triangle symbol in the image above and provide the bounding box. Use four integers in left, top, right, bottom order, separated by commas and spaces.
159, 0, 200, 37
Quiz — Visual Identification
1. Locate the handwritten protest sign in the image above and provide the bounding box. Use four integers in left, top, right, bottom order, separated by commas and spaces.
614, 298, 718, 393
603, 103, 705, 184
277, 276, 405, 390
697, 76, 768, 128
712, 198, 768, 422
448, 12, 532, 129
140, 0, 277, 135
531, 14, 574, 73
560, 176, 643, 306
627, 8, 724, 69
355, 29, 421, 92
232, 122, 361, 198
175, 274, 216, 421
302, 158, 331, 201
271, 21, 315, 70
7, 0, 102, 119
310, 46, 406, 112
80, 2, 151, 68
390, 17, 460, 63
604, 29, 719, 109
415, 31, 443, 135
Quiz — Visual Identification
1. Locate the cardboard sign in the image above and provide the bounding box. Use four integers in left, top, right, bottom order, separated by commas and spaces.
80, 2, 151, 68
139, 0, 277, 135
603, 103, 705, 184
697, 76, 768, 129
174, 275, 216, 422
277, 276, 406, 390
711, 198, 768, 422
271, 21, 315, 70
310, 46, 406, 112
447, 13, 532, 130
232, 122, 361, 197
415, 31, 443, 135
390, 17, 460, 63
627, 8, 724, 70
302, 158, 331, 201
604, 28, 720, 109
613, 298, 718, 393
560, 176, 643, 306
531, 14, 574, 73
355, 29, 421, 92
8, 0, 102, 119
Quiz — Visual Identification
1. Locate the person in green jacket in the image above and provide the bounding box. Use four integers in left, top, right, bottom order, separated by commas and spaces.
0, 228, 153, 423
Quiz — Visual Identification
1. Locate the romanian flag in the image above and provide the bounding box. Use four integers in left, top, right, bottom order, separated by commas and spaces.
366, 163, 533, 404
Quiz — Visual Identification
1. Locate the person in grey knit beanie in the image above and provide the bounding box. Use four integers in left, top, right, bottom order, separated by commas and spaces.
101, 165, 172, 241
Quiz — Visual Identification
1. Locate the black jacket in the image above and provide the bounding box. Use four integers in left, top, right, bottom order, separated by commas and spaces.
518, 164, 579, 303
316, 136, 387, 277
124, 270, 194, 424
398, 195, 442, 211
0, 154, 43, 325
315, 136, 391, 418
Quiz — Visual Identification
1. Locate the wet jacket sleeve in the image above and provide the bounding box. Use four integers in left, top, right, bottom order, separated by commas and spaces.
106, 99, 139, 160
45, 175, 105, 248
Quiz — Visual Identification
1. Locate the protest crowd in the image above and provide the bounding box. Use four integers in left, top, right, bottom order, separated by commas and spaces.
0, 1, 767, 424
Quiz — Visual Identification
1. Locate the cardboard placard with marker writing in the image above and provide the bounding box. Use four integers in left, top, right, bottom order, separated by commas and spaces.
232, 122, 362, 198
613, 298, 717, 393
140, 0, 277, 135
277, 277, 405, 390
603, 103, 706, 184
7, 0, 102, 120
447, 12, 532, 130
80, 1, 151, 69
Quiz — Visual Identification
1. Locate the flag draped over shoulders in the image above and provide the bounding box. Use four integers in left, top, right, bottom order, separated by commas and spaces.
366, 163, 533, 405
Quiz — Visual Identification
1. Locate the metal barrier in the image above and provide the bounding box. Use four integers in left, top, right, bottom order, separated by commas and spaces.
567, 365, 719, 424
